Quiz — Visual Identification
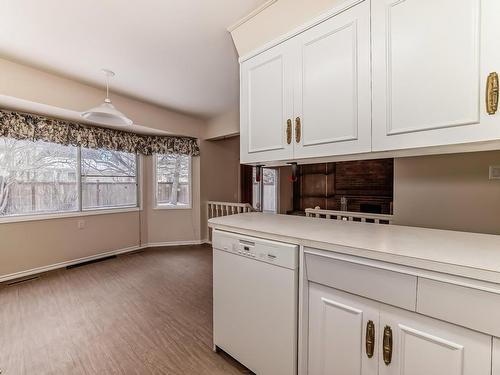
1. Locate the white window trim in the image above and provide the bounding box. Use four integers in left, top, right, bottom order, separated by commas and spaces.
0, 147, 143, 224
153, 153, 192, 210
0, 206, 141, 224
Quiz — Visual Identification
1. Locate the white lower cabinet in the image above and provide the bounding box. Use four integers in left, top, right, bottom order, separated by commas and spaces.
379, 305, 491, 375
308, 283, 379, 375
308, 282, 492, 375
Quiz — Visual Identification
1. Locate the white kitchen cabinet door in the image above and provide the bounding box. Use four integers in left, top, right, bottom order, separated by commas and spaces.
493, 338, 500, 375
294, 0, 371, 159
372, 0, 500, 152
240, 40, 295, 164
379, 305, 491, 375
308, 283, 379, 375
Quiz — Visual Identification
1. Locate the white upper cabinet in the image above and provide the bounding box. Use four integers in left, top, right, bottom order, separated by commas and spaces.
240, 0, 371, 164
294, 0, 371, 159
240, 0, 500, 164
372, 0, 500, 151
240, 40, 295, 164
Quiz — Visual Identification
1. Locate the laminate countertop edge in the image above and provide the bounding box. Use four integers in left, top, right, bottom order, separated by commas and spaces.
208, 213, 500, 285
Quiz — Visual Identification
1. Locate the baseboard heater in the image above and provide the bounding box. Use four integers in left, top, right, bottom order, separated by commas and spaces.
66, 255, 117, 270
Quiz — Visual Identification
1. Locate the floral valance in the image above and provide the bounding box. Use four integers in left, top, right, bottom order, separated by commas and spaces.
0, 109, 200, 156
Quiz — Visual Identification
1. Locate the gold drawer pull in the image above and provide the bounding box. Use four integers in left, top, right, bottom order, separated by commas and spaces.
383, 326, 393, 365
366, 320, 375, 358
486, 72, 499, 115
295, 117, 301, 143
286, 119, 292, 144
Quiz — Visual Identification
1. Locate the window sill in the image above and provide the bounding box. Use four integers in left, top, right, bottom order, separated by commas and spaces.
153, 205, 192, 211
0, 207, 141, 225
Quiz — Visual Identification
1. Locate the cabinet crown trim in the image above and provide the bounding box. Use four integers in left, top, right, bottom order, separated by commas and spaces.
238, 0, 366, 63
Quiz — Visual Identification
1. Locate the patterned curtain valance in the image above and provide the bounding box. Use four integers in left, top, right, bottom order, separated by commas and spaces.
0, 109, 200, 156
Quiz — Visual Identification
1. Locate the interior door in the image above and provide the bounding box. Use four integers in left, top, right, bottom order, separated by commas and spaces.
378, 305, 491, 375
372, 0, 500, 151
308, 283, 379, 375
240, 40, 295, 164
294, 0, 371, 159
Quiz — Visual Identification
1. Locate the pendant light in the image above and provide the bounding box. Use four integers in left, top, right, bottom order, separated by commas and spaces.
81, 69, 133, 126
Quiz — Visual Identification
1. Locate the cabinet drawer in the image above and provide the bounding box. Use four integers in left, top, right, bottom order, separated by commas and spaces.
417, 278, 500, 337
305, 251, 417, 310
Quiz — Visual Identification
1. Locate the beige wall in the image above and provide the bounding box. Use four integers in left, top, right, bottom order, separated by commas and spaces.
0, 58, 212, 279
205, 109, 240, 140
0, 212, 140, 277
142, 155, 202, 244
0, 57, 204, 138
231, 0, 345, 56
394, 151, 500, 235
200, 136, 241, 240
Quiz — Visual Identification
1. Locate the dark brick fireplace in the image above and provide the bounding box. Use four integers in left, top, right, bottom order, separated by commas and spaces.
292, 159, 394, 215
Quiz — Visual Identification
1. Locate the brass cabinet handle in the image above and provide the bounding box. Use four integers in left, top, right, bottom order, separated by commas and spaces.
383, 326, 393, 365
295, 117, 301, 143
486, 72, 499, 115
286, 119, 292, 144
366, 320, 375, 358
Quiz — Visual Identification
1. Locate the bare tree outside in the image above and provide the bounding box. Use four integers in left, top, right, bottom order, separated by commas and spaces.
81, 148, 137, 209
0, 137, 138, 217
0, 138, 78, 216
156, 154, 190, 207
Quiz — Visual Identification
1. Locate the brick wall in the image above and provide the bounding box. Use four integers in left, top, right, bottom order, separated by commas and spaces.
294, 159, 394, 214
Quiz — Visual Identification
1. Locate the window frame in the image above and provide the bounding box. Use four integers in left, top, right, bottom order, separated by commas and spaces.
252, 166, 280, 213
80, 147, 140, 212
0, 140, 142, 224
153, 153, 192, 210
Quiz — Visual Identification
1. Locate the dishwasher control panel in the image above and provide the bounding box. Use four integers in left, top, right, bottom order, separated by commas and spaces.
213, 230, 298, 269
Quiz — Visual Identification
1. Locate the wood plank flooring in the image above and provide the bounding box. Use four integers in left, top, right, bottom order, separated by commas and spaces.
0, 245, 251, 375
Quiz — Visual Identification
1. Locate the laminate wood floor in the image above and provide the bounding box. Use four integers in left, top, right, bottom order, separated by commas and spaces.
0, 245, 252, 375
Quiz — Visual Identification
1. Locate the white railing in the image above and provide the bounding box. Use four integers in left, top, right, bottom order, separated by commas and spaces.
207, 201, 254, 243
305, 207, 393, 224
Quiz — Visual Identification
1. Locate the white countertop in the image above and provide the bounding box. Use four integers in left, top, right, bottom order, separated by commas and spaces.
209, 213, 500, 284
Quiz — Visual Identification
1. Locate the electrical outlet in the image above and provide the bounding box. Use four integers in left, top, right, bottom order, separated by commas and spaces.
489, 166, 500, 180
77, 220, 86, 229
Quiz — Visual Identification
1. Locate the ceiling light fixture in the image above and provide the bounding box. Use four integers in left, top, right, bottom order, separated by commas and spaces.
81, 69, 133, 126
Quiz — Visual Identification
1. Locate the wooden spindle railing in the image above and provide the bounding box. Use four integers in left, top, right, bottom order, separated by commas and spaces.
207, 201, 254, 243
305, 207, 393, 225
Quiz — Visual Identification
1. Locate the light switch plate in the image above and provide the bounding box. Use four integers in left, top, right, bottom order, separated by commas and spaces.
489, 166, 500, 180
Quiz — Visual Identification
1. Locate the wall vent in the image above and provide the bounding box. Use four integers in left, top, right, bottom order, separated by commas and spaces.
6, 275, 40, 286
66, 255, 116, 270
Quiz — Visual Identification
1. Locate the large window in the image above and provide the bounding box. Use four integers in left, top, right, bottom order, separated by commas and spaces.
0, 138, 78, 216
81, 148, 137, 210
0, 137, 139, 219
154, 154, 191, 209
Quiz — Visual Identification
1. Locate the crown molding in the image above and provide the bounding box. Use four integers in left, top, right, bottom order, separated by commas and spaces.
227, 0, 278, 32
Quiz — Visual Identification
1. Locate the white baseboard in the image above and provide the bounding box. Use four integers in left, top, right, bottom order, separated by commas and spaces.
0, 240, 210, 283
145, 239, 208, 248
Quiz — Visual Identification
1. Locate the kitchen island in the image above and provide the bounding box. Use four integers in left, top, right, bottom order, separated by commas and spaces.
209, 212, 500, 375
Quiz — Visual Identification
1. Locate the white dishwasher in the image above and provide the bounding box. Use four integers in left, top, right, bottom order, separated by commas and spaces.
212, 229, 298, 375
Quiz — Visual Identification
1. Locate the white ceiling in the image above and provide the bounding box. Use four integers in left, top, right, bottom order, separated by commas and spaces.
0, 0, 266, 119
